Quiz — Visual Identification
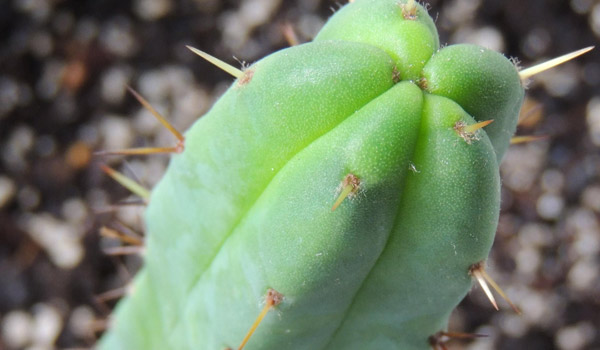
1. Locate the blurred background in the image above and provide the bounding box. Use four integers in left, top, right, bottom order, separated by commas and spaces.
0, 0, 599, 349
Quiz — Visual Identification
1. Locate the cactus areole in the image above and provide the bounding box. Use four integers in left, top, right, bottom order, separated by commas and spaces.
99, 0, 525, 349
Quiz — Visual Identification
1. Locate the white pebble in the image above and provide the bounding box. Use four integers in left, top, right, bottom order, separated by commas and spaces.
74, 18, 99, 43
590, 3, 600, 37
516, 246, 541, 275
138, 69, 169, 101
35, 60, 64, 100
539, 64, 579, 97
21, 213, 84, 268
556, 322, 596, 350
28, 31, 53, 57
498, 313, 528, 337
452, 26, 505, 52
586, 97, 600, 146
522, 27, 551, 58
0, 76, 21, 118
115, 199, 146, 229
513, 286, 561, 327
571, 0, 594, 14
31, 304, 62, 346
518, 223, 554, 248
99, 17, 138, 57
14, 0, 51, 22
568, 258, 599, 291
537, 192, 565, 219
540, 169, 565, 193
572, 228, 600, 258
101, 65, 132, 104
98, 115, 134, 152
61, 198, 88, 225
581, 185, 600, 212
134, 0, 172, 20
501, 142, 548, 192
0, 176, 17, 209
2, 125, 35, 172
69, 306, 95, 338
18, 186, 41, 211
2, 310, 33, 348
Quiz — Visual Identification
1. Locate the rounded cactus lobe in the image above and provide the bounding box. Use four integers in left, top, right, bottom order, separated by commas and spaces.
138, 41, 399, 345
315, 0, 439, 81
177, 82, 424, 349
325, 94, 500, 349
422, 44, 525, 162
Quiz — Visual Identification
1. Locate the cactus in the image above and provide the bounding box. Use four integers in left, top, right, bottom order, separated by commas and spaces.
97, 0, 592, 349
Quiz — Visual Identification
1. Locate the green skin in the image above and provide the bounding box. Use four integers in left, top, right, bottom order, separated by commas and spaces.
99, 0, 524, 349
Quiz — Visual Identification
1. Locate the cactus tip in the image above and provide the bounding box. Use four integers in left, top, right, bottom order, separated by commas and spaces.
186, 45, 244, 79
331, 173, 361, 211
519, 46, 594, 80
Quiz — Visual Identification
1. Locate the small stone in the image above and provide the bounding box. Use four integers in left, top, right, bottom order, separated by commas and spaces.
2, 125, 35, 172
567, 258, 598, 291
0, 176, 17, 209
581, 185, 600, 212
501, 142, 548, 192
99, 17, 138, 57
540, 169, 565, 193
586, 97, 600, 146
21, 213, 84, 268
537, 193, 565, 219
571, 0, 594, 14
61, 198, 88, 224
134, 0, 172, 20
516, 246, 541, 275
28, 30, 53, 57
522, 27, 551, 58
31, 303, 62, 346
0, 76, 21, 118
555, 322, 596, 350
452, 26, 505, 52
98, 115, 134, 152
590, 3, 600, 36
68, 306, 95, 339
101, 65, 132, 104
499, 313, 528, 337
2, 310, 33, 348
18, 186, 41, 211
36, 60, 65, 100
